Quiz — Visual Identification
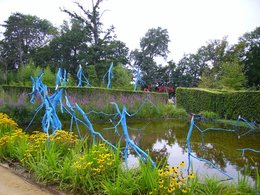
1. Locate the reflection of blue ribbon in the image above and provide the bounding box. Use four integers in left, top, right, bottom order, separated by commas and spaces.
238, 148, 260, 157
237, 115, 257, 137
111, 102, 155, 168
186, 116, 233, 180
75, 103, 117, 150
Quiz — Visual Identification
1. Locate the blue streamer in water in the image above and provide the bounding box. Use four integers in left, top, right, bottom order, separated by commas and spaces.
186, 116, 233, 180
110, 102, 155, 168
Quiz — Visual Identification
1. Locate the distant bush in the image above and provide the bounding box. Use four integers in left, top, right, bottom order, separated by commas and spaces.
200, 111, 219, 120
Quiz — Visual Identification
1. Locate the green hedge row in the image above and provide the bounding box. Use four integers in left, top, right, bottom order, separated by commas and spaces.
176, 87, 260, 121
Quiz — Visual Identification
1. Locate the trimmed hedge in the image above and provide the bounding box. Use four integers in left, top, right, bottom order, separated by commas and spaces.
176, 87, 260, 121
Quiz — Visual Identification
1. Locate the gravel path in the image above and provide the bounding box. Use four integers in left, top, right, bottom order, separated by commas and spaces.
0, 165, 52, 195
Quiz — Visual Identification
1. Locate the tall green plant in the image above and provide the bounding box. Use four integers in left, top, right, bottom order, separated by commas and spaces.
111, 64, 132, 89
16, 62, 36, 86
219, 60, 246, 90
86, 65, 98, 86
33, 66, 56, 86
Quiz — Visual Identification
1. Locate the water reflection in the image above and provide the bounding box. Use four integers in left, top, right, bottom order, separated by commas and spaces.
24, 117, 253, 182
89, 119, 260, 182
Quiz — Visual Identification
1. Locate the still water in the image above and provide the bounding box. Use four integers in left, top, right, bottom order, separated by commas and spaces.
64, 118, 260, 182
28, 117, 259, 182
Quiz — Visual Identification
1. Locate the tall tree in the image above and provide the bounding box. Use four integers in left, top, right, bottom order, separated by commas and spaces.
61, 0, 115, 65
48, 19, 90, 74
219, 60, 246, 90
179, 38, 230, 87
239, 26, 260, 88
61, 0, 129, 84
0, 12, 57, 69
177, 54, 203, 87
130, 27, 170, 84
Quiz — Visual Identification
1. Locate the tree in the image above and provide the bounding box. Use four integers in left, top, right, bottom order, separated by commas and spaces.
61, 0, 129, 84
61, 0, 115, 65
86, 64, 98, 86
219, 60, 246, 90
48, 19, 90, 74
130, 27, 170, 84
111, 64, 132, 89
198, 67, 220, 88
140, 27, 170, 59
239, 26, 260, 88
0, 12, 57, 69
178, 38, 231, 88
177, 54, 203, 87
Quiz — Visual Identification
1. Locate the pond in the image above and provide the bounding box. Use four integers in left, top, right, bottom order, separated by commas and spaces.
78, 118, 259, 182
28, 118, 260, 182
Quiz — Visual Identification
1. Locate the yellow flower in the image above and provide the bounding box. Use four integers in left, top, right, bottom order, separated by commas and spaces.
159, 179, 164, 185
179, 161, 186, 167
158, 169, 164, 177
182, 188, 188, 193
170, 181, 175, 187
79, 156, 85, 161
168, 187, 175, 193
172, 166, 179, 172
188, 173, 195, 179
176, 180, 182, 187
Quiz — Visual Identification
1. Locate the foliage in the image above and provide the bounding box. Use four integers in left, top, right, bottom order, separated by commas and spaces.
111, 64, 132, 90
0, 12, 57, 69
15, 62, 35, 86
86, 64, 99, 86
47, 19, 90, 74
239, 26, 260, 88
33, 66, 56, 86
219, 60, 246, 90
178, 38, 229, 87
198, 67, 220, 89
200, 111, 219, 120
61, 0, 129, 79
0, 69, 6, 85
177, 54, 203, 87
176, 87, 260, 121
157, 104, 187, 119
7, 62, 56, 86
130, 27, 170, 85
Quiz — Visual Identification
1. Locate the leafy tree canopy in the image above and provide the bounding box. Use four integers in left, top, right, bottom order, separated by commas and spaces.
0, 12, 57, 69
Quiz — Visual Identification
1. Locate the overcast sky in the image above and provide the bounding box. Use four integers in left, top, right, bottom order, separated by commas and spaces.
1, 0, 260, 63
